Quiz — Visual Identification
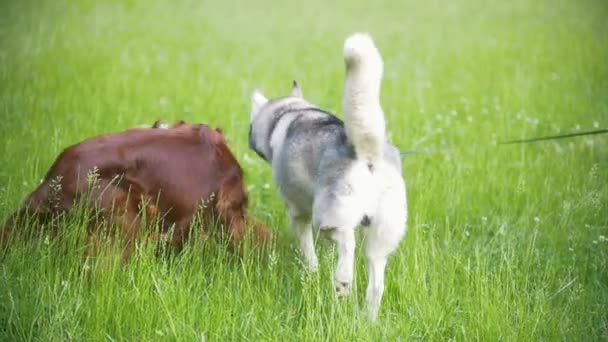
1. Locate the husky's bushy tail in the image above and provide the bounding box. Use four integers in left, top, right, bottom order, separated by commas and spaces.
342, 33, 386, 163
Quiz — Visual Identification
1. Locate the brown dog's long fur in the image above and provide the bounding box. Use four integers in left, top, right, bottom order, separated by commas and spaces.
1, 121, 271, 261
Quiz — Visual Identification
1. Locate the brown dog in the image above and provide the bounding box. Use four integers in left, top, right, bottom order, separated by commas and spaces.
1, 121, 271, 261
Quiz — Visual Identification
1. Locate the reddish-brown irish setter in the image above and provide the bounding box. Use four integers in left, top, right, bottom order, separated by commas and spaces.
1, 121, 271, 261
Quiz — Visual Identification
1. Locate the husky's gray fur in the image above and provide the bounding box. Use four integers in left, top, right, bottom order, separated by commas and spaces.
249, 33, 407, 321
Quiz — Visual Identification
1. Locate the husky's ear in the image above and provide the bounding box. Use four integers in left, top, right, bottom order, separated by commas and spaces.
250, 89, 268, 119
290, 80, 303, 98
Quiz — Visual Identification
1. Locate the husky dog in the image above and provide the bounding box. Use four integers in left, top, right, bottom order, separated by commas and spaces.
248, 33, 407, 320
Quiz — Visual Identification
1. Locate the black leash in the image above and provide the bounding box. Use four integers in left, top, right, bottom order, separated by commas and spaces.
498, 129, 608, 145
400, 128, 608, 156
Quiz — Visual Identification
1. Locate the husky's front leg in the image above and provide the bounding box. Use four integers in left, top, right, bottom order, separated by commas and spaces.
289, 213, 319, 272
331, 228, 356, 296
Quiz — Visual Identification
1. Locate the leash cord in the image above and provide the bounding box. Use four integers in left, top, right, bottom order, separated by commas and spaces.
498, 129, 608, 144
400, 128, 608, 156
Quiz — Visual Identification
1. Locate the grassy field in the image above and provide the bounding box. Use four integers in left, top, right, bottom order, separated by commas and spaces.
1, 0, 607, 340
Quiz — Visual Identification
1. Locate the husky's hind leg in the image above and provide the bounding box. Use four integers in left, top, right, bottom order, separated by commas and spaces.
363, 241, 389, 321
313, 193, 363, 297
288, 210, 318, 272
329, 227, 356, 296
363, 183, 407, 321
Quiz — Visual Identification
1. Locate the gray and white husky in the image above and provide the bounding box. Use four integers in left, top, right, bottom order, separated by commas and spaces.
248, 33, 407, 320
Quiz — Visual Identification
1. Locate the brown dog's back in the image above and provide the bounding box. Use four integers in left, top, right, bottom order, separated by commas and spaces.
1, 122, 270, 260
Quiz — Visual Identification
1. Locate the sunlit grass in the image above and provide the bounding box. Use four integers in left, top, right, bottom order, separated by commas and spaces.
0, 0, 607, 339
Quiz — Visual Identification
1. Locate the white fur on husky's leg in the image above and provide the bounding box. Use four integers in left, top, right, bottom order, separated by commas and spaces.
331, 228, 356, 296
364, 168, 407, 321
365, 253, 387, 321
342, 33, 386, 162
290, 215, 319, 272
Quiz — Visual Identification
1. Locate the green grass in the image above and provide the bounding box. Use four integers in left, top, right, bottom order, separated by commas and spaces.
1, 0, 607, 339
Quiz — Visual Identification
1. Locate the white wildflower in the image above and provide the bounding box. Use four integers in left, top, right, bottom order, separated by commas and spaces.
589, 163, 600, 179
516, 178, 526, 194
87, 166, 100, 186
498, 223, 507, 236
243, 153, 256, 165
268, 249, 278, 271
563, 200, 572, 212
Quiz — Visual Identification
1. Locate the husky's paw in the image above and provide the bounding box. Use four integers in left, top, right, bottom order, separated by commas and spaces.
334, 279, 352, 296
